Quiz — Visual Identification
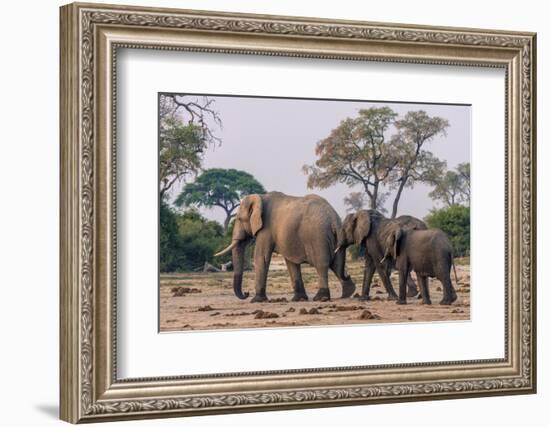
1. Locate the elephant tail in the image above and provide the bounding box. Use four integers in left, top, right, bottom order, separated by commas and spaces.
451, 257, 459, 287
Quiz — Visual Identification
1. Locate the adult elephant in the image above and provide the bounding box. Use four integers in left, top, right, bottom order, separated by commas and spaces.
214, 192, 356, 302
335, 210, 427, 300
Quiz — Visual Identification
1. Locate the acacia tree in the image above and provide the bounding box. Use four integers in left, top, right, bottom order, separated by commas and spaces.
429, 162, 470, 207
303, 107, 399, 210
159, 94, 221, 199
175, 168, 266, 232
388, 111, 449, 217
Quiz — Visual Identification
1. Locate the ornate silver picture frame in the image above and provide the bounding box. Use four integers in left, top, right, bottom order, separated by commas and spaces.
60, 2, 536, 423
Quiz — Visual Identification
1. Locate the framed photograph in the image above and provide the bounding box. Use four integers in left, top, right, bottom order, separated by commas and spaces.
60, 2, 537, 423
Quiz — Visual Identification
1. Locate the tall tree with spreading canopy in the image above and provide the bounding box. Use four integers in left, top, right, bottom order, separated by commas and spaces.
159, 94, 222, 199
303, 107, 399, 210
175, 168, 266, 232
388, 111, 449, 217
429, 162, 471, 207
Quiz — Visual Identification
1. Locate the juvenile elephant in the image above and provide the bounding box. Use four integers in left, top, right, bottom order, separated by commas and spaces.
382, 225, 458, 305
336, 210, 427, 300
214, 192, 356, 302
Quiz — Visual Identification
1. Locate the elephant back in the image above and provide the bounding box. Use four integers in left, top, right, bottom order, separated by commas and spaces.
396, 215, 427, 231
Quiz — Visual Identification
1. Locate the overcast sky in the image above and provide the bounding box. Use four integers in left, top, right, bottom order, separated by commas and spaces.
165, 95, 470, 224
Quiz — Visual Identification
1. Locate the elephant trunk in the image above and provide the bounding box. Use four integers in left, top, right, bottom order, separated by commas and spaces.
332, 236, 355, 298
334, 226, 346, 254
334, 249, 351, 282
232, 241, 250, 300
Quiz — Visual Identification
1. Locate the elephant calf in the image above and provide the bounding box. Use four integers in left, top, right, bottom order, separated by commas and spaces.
382, 225, 458, 305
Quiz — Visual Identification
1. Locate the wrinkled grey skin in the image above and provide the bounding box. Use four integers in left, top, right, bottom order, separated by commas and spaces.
383, 225, 458, 305
215, 192, 356, 302
337, 210, 427, 300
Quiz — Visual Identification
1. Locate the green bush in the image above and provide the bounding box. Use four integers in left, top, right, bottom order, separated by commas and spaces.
424, 205, 470, 257
176, 210, 225, 271
159, 202, 225, 272
159, 202, 185, 272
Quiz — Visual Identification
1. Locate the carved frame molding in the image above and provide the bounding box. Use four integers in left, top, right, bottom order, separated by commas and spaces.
60, 2, 536, 423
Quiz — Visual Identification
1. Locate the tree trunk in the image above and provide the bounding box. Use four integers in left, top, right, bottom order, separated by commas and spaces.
371, 183, 379, 209
391, 178, 408, 218
364, 181, 377, 209
220, 205, 237, 234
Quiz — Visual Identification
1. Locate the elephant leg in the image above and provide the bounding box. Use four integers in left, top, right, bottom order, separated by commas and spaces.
416, 272, 431, 305
330, 250, 355, 298
377, 263, 398, 301
250, 237, 273, 303
396, 267, 409, 305
313, 265, 331, 301
285, 259, 308, 301
359, 257, 376, 301
417, 278, 426, 300
439, 272, 458, 305
329, 264, 356, 299
407, 273, 419, 298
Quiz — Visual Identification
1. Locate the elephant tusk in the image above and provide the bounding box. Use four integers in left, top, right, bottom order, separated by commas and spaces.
214, 240, 239, 257
380, 255, 387, 264
334, 245, 341, 254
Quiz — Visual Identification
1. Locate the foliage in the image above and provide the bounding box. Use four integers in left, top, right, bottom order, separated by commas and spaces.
159, 119, 205, 197
159, 94, 221, 198
175, 210, 225, 270
159, 201, 185, 272
303, 107, 399, 211
159, 202, 225, 272
343, 192, 366, 213
303, 107, 448, 217
429, 163, 470, 207
424, 205, 470, 257
175, 168, 266, 231
388, 111, 449, 217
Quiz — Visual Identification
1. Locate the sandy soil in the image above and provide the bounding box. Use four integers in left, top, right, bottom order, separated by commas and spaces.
160, 254, 470, 332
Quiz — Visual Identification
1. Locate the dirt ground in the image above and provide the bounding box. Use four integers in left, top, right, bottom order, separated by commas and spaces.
160, 254, 470, 332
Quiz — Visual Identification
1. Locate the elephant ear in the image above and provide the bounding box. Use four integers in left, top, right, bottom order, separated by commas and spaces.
239, 194, 263, 236
392, 227, 403, 259
340, 214, 355, 246
353, 210, 372, 244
